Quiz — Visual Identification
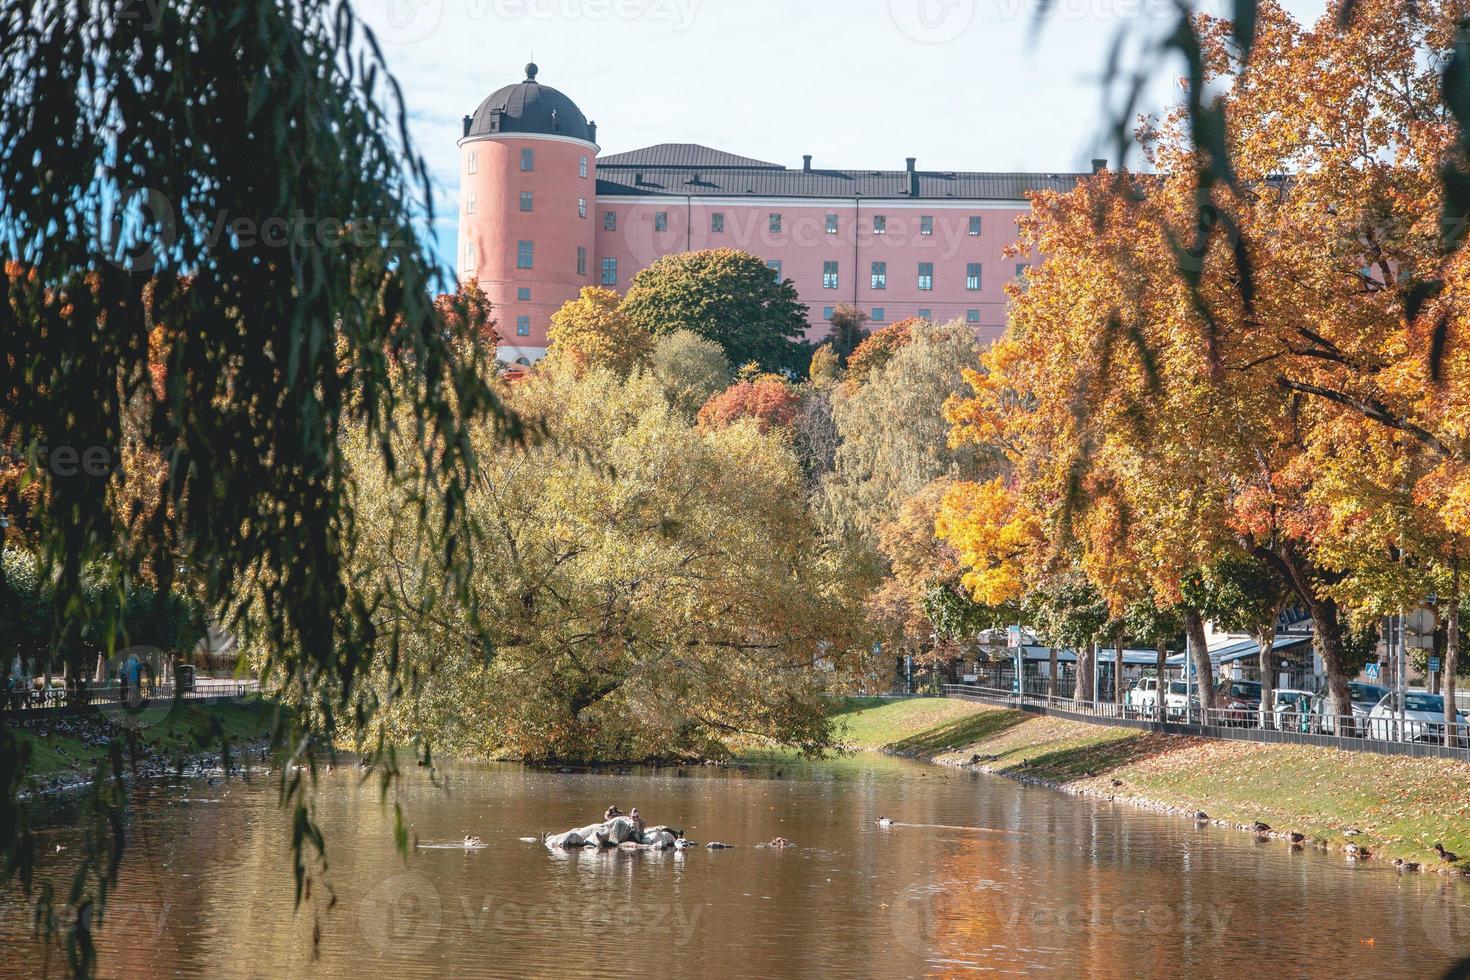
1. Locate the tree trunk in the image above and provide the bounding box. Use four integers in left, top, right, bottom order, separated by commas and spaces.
1447, 560, 1460, 748
1048, 646, 1058, 700
1185, 609, 1215, 710
1115, 633, 1125, 705
1073, 641, 1094, 705
1155, 642, 1167, 724
1256, 620, 1277, 729
1256, 542, 1353, 719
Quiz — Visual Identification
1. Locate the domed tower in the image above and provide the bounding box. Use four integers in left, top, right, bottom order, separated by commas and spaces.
457, 64, 599, 364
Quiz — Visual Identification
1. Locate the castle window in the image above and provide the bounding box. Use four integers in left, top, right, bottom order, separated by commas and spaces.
918, 262, 934, 290
520, 191, 533, 212
579, 155, 589, 178
967, 309, 981, 324
601, 257, 618, 286
517, 240, 534, 269
823, 307, 835, 321
462, 241, 476, 274
711, 212, 725, 233
823, 261, 839, 289
768, 260, 782, 281
520, 148, 535, 172
872, 215, 886, 235
920, 215, 934, 236
467, 150, 477, 174
517, 287, 531, 301
516, 316, 530, 337
654, 212, 668, 232
967, 263, 982, 291
577, 246, 587, 277
969, 215, 982, 236
465, 192, 476, 215
872, 307, 885, 322
603, 212, 617, 231
918, 308, 932, 319
871, 262, 887, 290
769, 213, 781, 233
579, 198, 587, 218
826, 214, 838, 235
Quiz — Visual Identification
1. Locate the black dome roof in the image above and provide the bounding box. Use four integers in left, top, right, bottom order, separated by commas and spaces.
464, 64, 595, 143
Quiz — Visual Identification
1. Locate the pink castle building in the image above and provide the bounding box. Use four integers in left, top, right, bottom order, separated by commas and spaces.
457, 64, 1096, 365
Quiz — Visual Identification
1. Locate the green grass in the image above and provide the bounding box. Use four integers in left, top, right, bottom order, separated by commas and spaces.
832, 696, 1001, 751
835, 696, 1470, 869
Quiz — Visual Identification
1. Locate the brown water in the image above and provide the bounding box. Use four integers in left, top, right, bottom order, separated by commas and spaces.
3, 753, 1468, 978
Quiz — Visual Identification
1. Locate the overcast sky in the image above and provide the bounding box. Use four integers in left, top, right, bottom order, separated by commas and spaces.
356, 0, 1328, 270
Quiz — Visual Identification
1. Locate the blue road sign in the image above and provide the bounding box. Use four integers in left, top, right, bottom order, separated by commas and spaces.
1365, 662, 1381, 681
1430, 657, 1441, 673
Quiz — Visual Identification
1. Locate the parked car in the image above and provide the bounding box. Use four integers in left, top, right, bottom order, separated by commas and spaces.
1271, 689, 1317, 732
1367, 691, 1470, 743
1215, 680, 1262, 726
1312, 682, 1389, 736
1126, 678, 1196, 719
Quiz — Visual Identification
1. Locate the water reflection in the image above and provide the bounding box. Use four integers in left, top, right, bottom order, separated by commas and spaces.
2, 755, 1467, 978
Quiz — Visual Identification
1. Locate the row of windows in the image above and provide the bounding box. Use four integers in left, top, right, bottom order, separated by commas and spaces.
818, 261, 1016, 291
598, 211, 987, 237
495, 192, 588, 218
822, 307, 985, 325
465, 149, 590, 177
467, 246, 1023, 291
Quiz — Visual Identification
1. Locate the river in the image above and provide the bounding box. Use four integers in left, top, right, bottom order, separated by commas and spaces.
2, 753, 1467, 977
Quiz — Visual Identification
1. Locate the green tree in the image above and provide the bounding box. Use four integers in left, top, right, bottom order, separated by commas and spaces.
1182, 557, 1291, 726
1022, 571, 1111, 702
620, 248, 811, 373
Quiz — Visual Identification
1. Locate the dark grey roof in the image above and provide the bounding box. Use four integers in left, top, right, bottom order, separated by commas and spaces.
465, 64, 595, 143
599, 144, 784, 170
596, 145, 1089, 200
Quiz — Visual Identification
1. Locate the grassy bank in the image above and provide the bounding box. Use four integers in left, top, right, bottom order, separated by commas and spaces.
8, 698, 280, 791
834, 696, 1470, 871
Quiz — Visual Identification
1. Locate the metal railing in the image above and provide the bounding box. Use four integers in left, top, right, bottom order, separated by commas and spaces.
3, 678, 261, 713
941, 683, 1470, 760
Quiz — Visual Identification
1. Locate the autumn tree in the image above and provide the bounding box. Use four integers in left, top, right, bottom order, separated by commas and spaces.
696, 374, 802, 433
342, 369, 869, 760
823, 319, 995, 544
546, 286, 652, 376
620, 248, 811, 373
651, 329, 731, 417
826, 304, 869, 363
844, 318, 917, 388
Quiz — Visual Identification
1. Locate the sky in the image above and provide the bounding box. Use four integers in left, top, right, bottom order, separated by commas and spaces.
355, 0, 1329, 271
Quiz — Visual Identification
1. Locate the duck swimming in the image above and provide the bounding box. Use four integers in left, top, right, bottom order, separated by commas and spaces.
1394, 858, 1420, 872
877, 817, 894, 827
463, 835, 483, 848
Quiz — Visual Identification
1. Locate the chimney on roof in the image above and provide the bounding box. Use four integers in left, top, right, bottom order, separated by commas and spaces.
589, 120, 597, 144
1092, 158, 1107, 173
635, 172, 644, 185
462, 114, 471, 138
906, 157, 916, 173
906, 157, 918, 197
802, 154, 812, 173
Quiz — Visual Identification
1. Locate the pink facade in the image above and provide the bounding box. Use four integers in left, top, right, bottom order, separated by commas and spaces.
458, 67, 1083, 364
594, 200, 1030, 346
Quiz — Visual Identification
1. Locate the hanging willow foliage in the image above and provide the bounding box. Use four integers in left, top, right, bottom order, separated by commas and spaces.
0, 1, 512, 972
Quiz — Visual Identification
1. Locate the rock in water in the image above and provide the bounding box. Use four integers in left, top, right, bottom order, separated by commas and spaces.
545, 830, 585, 849
705, 842, 732, 849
